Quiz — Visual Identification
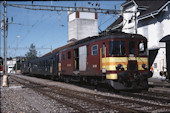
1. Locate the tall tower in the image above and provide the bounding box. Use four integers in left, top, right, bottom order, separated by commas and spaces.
68, 9, 98, 43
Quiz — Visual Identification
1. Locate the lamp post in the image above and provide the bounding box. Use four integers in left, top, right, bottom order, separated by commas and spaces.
15, 35, 20, 74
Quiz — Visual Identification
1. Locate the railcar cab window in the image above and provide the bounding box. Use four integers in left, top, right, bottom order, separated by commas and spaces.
92, 44, 98, 55
138, 41, 147, 55
129, 41, 135, 55
109, 41, 125, 56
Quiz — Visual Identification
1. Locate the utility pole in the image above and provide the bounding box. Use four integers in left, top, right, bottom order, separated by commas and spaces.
2, 1, 8, 87
135, 11, 137, 34
0, 2, 1, 58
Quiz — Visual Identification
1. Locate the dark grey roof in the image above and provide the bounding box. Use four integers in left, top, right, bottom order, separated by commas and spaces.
160, 35, 170, 42
106, 16, 123, 30
106, 0, 169, 31
135, 0, 169, 18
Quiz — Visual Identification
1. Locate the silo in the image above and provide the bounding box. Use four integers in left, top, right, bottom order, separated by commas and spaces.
68, 8, 98, 43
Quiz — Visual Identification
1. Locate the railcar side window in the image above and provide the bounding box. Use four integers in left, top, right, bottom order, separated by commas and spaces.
109, 41, 125, 55
62, 54, 65, 60
102, 43, 105, 55
68, 51, 71, 59
129, 41, 135, 54
138, 41, 147, 55
92, 44, 98, 55
59, 53, 61, 61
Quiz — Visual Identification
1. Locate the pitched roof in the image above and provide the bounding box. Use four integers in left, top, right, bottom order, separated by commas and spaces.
42, 41, 76, 57
106, 0, 169, 31
160, 35, 170, 42
106, 16, 123, 31
135, 0, 169, 18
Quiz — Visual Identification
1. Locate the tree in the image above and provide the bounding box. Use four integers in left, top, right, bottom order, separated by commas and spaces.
25, 43, 37, 60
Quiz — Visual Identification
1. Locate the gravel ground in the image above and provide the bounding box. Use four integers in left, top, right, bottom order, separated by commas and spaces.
0, 76, 76, 113
1, 86, 40, 113
1, 75, 170, 113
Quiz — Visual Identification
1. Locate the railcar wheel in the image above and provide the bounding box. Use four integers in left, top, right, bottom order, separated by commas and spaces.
64, 76, 71, 83
51, 75, 55, 80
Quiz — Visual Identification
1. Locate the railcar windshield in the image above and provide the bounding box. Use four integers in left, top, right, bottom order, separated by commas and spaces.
138, 41, 147, 55
129, 41, 135, 55
109, 41, 125, 56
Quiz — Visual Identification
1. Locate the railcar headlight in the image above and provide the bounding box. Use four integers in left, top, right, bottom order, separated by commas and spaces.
102, 68, 106, 73
116, 64, 124, 71
142, 64, 147, 70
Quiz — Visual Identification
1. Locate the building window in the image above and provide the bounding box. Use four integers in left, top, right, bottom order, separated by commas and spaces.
128, 19, 132, 23
154, 63, 157, 68
92, 44, 98, 55
68, 51, 71, 59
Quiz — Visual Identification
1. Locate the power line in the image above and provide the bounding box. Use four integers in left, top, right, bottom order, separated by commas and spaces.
7, 3, 134, 14
0, 47, 52, 50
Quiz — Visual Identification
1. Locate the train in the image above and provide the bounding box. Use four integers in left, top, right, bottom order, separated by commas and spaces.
21, 31, 153, 90
0, 65, 4, 76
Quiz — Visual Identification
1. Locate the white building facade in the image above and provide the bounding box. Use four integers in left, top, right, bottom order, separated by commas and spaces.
7, 58, 16, 73
108, 0, 170, 78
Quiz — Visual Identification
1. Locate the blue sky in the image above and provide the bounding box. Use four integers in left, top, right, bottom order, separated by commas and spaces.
0, 1, 124, 58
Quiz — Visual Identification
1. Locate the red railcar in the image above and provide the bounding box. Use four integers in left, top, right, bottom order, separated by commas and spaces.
0, 65, 4, 75
22, 32, 153, 90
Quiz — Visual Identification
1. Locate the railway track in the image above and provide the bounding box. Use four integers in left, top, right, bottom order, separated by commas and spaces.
149, 81, 170, 88
118, 91, 170, 104
10, 75, 170, 112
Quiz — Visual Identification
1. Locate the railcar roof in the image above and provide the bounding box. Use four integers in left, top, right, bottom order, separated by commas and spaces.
75, 31, 146, 45
42, 31, 146, 58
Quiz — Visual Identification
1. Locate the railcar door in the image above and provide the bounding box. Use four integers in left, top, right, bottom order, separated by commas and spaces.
79, 46, 87, 71
50, 58, 53, 74
52, 54, 58, 75
74, 48, 79, 70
